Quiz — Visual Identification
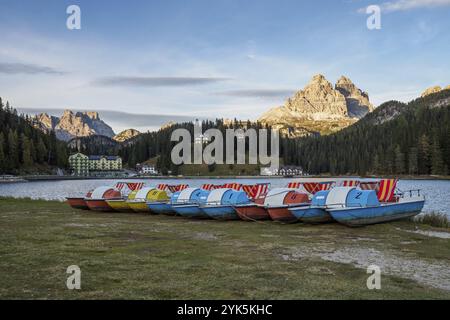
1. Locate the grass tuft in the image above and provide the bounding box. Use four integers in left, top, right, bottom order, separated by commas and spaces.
414, 212, 450, 229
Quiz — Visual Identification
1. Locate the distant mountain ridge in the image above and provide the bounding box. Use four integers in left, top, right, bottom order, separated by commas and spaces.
33, 110, 115, 141
258, 74, 374, 136
113, 129, 141, 142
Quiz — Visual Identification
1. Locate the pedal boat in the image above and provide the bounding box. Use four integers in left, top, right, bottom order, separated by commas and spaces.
85, 187, 122, 212
264, 188, 310, 223
170, 188, 210, 218
234, 197, 269, 221
289, 190, 334, 224
201, 188, 251, 220
145, 189, 172, 214
126, 187, 155, 213
325, 187, 425, 227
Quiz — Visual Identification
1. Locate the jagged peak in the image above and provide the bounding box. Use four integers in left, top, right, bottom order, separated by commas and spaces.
336, 75, 354, 85
62, 109, 74, 116
84, 111, 99, 120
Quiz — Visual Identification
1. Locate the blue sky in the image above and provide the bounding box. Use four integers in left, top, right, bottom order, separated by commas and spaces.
1, 0, 449, 132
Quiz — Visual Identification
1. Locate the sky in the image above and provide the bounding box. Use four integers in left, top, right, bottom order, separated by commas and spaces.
1, 0, 450, 133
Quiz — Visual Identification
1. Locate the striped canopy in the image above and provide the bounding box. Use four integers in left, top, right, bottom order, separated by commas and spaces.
222, 183, 242, 191
242, 183, 270, 200
201, 184, 218, 191
377, 179, 397, 202
303, 182, 334, 195
359, 181, 379, 190
339, 180, 360, 187
156, 184, 169, 191
286, 182, 302, 189
167, 184, 189, 193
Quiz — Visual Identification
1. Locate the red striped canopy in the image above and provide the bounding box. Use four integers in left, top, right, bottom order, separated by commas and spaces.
156, 184, 169, 191
359, 181, 379, 191
127, 182, 144, 191
115, 182, 126, 190
222, 183, 242, 191
286, 182, 302, 189
242, 183, 270, 200
168, 184, 189, 193
377, 179, 397, 202
340, 180, 360, 187
303, 182, 334, 195
201, 184, 219, 191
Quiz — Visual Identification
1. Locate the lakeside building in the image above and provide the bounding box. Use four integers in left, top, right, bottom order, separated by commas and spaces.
69, 153, 122, 176
261, 166, 305, 176
136, 163, 159, 176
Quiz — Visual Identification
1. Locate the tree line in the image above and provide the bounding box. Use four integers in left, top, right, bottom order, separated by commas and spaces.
0, 98, 68, 174
119, 90, 450, 176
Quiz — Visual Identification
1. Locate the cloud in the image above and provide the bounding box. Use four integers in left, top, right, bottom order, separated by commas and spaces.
360, 0, 450, 13
0, 62, 65, 75
215, 89, 294, 99
92, 76, 230, 87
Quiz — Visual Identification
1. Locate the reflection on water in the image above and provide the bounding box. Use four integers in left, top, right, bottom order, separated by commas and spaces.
0, 178, 449, 216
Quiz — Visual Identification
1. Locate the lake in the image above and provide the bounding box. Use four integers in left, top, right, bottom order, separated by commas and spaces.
0, 178, 449, 216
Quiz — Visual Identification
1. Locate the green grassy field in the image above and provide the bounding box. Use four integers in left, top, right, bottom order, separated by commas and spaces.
0, 197, 449, 299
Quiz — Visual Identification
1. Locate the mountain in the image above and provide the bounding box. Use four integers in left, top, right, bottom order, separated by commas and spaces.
113, 129, 141, 142
421, 85, 450, 97
258, 74, 374, 136
33, 110, 115, 141
287, 88, 450, 175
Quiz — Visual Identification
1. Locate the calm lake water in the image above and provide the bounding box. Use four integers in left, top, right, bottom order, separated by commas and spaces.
0, 178, 449, 216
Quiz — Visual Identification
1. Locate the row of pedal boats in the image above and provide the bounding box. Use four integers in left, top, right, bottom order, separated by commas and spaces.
66, 179, 426, 227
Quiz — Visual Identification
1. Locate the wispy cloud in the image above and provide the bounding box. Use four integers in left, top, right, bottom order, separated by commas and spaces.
92, 76, 230, 87
359, 0, 450, 13
215, 89, 294, 99
0, 62, 65, 75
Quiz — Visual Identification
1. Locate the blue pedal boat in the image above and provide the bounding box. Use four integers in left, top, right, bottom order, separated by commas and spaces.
146, 191, 178, 215
325, 187, 425, 227
200, 188, 251, 220
170, 188, 210, 218
289, 190, 333, 224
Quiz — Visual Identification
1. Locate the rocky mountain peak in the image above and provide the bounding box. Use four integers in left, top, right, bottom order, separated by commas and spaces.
335, 75, 374, 118
421, 85, 450, 97
258, 74, 374, 137
84, 111, 99, 120
113, 129, 141, 142
33, 109, 115, 141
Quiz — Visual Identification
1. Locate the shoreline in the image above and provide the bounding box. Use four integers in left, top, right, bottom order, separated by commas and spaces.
3, 174, 450, 183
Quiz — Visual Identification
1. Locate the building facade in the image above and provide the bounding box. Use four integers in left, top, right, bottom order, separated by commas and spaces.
136, 164, 159, 176
69, 153, 122, 176
260, 166, 305, 176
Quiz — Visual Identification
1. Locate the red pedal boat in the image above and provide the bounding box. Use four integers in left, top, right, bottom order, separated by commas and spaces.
66, 190, 93, 210
264, 188, 310, 223
85, 186, 122, 212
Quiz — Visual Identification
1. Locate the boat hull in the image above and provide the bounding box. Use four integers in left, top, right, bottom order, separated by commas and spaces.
147, 202, 175, 215
105, 199, 132, 212
85, 199, 113, 212
127, 201, 151, 213
234, 204, 270, 221
201, 205, 240, 220
267, 206, 299, 223
328, 200, 425, 227
172, 204, 208, 218
289, 206, 334, 224
66, 197, 89, 210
